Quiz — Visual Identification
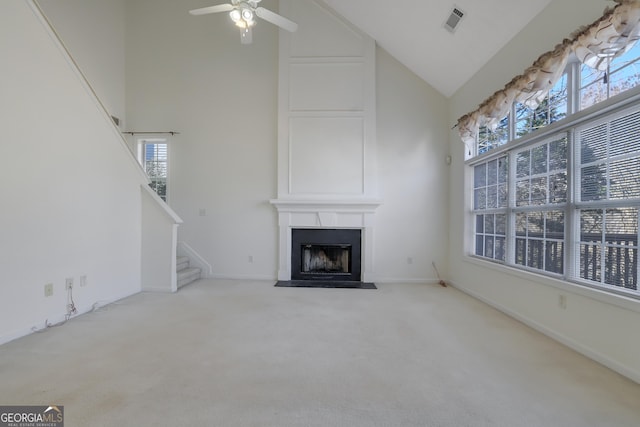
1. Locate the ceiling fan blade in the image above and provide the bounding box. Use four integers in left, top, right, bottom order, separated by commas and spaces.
189, 4, 234, 16
240, 27, 253, 44
255, 7, 298, 32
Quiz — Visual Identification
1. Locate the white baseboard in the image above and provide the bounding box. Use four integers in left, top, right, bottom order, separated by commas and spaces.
373, 277, 437, 284
200, 276, 438, 284
209, 273, 277, 281
450, 280, 640, 385
142, 286, 176, 293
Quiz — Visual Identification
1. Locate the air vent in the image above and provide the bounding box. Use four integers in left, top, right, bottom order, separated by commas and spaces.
444, 6, 465, 33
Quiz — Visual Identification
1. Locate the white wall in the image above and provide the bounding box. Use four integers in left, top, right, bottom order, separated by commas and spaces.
0, 1, 147, 343
38, 0, 126, 126
448, 0, 640, 382
125, 0, 449, 283
141, 186, 179, 292
376, 48, 450, 282
126, 0, 280, 280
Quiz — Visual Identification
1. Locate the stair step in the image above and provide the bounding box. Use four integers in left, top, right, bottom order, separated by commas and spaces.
177, 256, 190, 272
177, 266, 201, 288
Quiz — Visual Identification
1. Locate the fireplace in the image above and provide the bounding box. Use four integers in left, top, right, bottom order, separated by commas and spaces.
269, 198, 381, 282
291, 229, 361, 282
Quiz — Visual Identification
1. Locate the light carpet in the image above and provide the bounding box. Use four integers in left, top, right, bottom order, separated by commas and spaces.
1, 280, 639, 426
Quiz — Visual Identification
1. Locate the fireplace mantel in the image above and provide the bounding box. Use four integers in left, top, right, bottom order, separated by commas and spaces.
270, 198, 381, 282
270, 198, 382, 213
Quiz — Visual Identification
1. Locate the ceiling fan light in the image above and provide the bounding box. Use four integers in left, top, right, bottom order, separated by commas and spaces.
241, 8, 254, 23
229, 9, 241, 23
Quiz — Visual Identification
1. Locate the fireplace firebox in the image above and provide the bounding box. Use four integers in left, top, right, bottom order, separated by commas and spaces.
291, 229, 361, 281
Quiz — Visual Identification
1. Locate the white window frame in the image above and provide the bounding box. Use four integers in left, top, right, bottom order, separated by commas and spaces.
473, 44, 640, 160
467, 81, 640, 300
136, 136, 170, 203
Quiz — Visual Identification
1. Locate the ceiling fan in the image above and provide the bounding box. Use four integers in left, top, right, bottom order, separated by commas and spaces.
189, 0, 298, 45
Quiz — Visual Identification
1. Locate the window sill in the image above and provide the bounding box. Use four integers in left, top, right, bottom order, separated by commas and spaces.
463, 255, 640, 314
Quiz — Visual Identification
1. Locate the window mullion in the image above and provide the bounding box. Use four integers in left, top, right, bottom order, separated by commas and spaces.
506, 149, 516, 266
606, 60, 611, 100
567, 61, 579, 116
601, 211, 607, 286
509, 102, 517, 142
606, 122, 612, 200
566, 129, 578, 282
637, 208, 640, 289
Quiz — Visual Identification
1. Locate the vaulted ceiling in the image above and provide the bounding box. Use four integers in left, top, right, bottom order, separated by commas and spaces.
320, 0, 554, 97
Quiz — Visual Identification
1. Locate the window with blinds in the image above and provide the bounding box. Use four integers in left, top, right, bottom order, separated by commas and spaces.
513, 136, 567, 274
469, 104, 640, 298
576, 107, 640, 291
465, 23, 640, 299
137, 138, 168, 202
473, 156, 508, 262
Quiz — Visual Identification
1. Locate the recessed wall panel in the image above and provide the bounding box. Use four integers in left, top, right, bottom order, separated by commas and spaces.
290, 117, 364, 195
290, 63, 364, 111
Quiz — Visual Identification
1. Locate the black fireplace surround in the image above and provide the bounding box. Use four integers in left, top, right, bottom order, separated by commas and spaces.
291, 228, 361, 282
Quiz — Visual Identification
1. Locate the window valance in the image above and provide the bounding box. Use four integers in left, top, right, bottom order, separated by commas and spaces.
457, 0, 640, 149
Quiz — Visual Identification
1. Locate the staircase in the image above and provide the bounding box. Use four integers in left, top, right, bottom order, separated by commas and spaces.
177, 256, 201, 289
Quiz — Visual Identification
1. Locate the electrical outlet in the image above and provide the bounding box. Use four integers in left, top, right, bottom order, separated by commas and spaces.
407, 257, 413, 265
248, 255, 254, 263
80, 275, 87, 287
65, 277, 74, 290
44, 283, 53, 297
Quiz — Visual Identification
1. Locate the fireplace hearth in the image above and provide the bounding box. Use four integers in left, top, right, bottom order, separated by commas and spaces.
291, 229, 361, 282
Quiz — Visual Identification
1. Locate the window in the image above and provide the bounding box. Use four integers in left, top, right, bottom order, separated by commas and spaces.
576, 109, 640, 290
513, 137, 567, 274
137, 138, 168, 202
478, 117, 509, 155
472, 48, 640, 158
516, 74, 568, 138
473, 156, 508, 262
470, 101, 640, 298
580, 42, 640, 110
474, 71, 570, 158
463, 2, 640, 299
